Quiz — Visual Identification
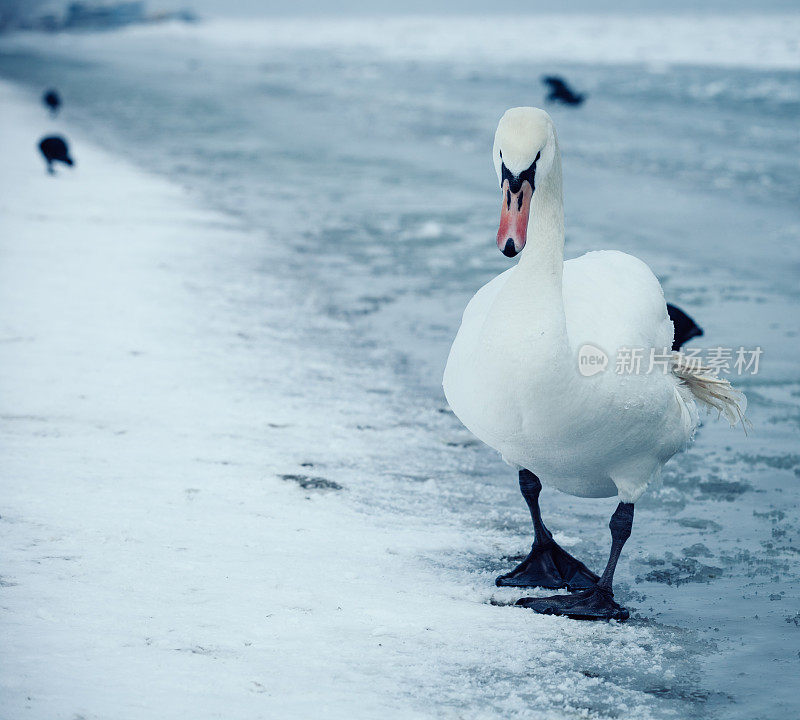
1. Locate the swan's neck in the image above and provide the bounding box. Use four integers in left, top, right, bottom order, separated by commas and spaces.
487, 147, 570, 385
507, 146, 566, 324
518, 148, 565, 289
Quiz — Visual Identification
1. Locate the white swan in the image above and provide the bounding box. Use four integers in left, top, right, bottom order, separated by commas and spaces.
443, 107, 745, 620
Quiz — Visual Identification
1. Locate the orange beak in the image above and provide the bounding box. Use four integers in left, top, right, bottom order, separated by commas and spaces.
496, 179, 532, 258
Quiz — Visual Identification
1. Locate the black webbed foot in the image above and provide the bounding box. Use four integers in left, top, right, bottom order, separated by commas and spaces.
516, 503, 635, 622
497, 470, 599, 590
495, 540, 598, 590
516, 585, 629, 621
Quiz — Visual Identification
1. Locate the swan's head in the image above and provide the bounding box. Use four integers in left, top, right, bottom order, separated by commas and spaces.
492, 107, 557, 257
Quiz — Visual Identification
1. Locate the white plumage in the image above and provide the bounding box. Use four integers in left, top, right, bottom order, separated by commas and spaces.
443, 107, 744, 504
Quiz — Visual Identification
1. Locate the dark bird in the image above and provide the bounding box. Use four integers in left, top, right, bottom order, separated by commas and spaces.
38, 136, 75, 174
542, 76, 586, 106
666, 303, 703, 350
43, 89, 62, 115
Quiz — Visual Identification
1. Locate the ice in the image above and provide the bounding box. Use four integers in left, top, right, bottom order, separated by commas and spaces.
6, 14, 799, 70
1, 12, 800, 720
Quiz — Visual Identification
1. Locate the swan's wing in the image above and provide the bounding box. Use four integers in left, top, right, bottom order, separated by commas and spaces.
563, 250, 673, 354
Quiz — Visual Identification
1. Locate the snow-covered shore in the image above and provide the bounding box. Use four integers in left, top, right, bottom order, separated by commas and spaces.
0, 80, 443, 718
1, 22, 799, 714
0, 79, 673, 720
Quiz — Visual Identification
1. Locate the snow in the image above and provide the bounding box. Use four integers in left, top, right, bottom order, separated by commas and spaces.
1, 13, 800, 718
0, 78, 674, 720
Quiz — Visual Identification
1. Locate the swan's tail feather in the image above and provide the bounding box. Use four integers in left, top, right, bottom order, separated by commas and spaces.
672, 352, 750, 433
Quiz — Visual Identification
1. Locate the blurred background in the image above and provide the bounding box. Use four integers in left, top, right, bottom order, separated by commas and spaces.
1, 2, 799, 719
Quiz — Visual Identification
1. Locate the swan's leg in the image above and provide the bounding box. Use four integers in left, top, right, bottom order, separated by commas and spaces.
516, 502, 634, 621
495, 470, 599, 590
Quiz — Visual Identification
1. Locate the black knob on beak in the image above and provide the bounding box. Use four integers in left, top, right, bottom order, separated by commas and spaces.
501, 238, 517, 257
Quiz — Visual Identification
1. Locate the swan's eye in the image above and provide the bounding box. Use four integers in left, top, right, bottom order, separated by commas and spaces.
499, 150, 502, 159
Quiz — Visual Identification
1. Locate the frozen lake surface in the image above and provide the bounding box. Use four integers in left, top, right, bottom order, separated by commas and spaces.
1, 15, 799, 719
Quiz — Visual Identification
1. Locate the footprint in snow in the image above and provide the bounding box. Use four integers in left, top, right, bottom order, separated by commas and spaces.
280, 474, 343, 491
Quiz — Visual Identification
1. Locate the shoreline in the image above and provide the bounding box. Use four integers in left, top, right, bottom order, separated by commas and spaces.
2, 50, 799, 720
